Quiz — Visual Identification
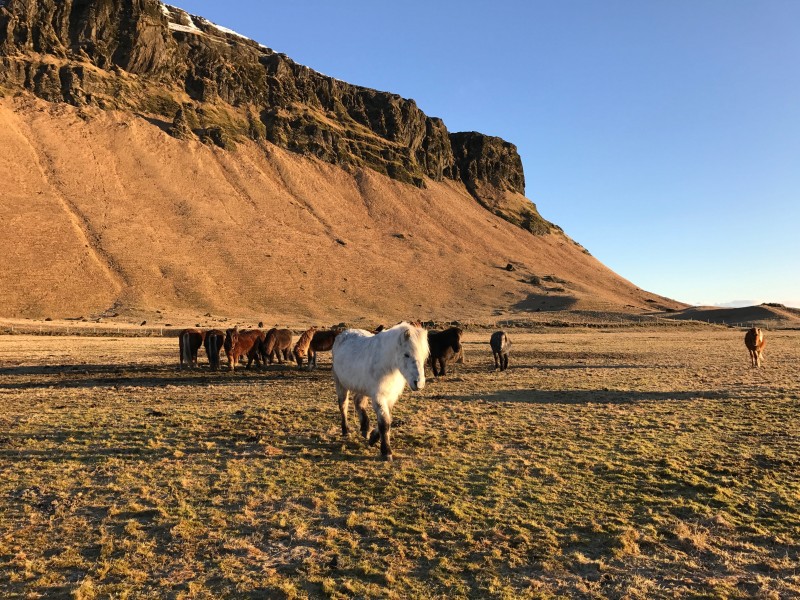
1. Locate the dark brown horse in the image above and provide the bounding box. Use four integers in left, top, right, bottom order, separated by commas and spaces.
427, 327, 463, 377
307, 329, 342, 369
490, 331, 511, 371
179, 328, 206, 369
224, 328, 264, 371
204, 329, 225, 371
262, 328, 293, 364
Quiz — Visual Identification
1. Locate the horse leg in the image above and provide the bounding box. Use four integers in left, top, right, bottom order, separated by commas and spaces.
439, 357, 447, 377
355, 395, 371, 439
372, 398, 393, 460
335, 378, 351, 436
502, 353, 509, 371
493, 351, 500, 370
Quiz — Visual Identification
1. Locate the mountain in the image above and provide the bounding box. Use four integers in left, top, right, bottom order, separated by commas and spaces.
0, 0, 684, 323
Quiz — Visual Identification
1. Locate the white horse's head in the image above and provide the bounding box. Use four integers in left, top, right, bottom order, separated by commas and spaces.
396, 323, 429, 391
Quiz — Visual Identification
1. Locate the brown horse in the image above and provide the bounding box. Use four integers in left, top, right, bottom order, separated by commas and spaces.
262, 328, 293, 364
427, 327, 463, 377
179, 328, 206, 369
490, 331, 511, 371
744, 327, 766, 367
292, 327, 317, 368
204, 329, 225, 371
307, 329, 342, 369
224, 328, 264, 371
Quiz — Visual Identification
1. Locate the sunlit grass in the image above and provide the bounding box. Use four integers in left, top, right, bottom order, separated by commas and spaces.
0, 329, 798, 598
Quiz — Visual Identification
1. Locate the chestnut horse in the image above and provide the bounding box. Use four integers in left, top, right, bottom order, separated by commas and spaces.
292, 327, 317, 368
224, 328, 264, 371
427, 327, 463, 377
179, 328, 206, 369
744, 327, 766, 367
204, 329, 225, 371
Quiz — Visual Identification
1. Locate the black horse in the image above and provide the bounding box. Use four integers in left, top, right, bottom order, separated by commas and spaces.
427, 327, 463, 377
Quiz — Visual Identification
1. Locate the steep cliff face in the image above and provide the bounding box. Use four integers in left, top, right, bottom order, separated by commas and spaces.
0, 0, 549, 231
450, 132, 553, 234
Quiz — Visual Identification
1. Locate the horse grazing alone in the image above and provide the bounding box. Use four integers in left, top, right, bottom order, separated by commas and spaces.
490, 331, 511, 371
307, 329, 341, 369
427, 327, 463, 377
204, 329, 225, 371
332, 322, 429, 460
179, 329, 206, 369
224, 328, 264, 371
293, 327, 317, 368
259, 328, 293, 364
744, 327, 766, 367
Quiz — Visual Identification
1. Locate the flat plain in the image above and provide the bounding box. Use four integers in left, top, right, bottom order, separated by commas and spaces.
0, 328, 798, 599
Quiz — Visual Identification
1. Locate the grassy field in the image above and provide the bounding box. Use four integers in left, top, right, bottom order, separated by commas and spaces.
0, 328, 798, 599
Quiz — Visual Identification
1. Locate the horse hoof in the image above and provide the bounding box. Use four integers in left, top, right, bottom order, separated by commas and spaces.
382, 453, 393, 462
368, 431, 381, 446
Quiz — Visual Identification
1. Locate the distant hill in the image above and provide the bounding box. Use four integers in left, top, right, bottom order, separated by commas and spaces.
665, 304, 800, 328
0, 0, 685, 323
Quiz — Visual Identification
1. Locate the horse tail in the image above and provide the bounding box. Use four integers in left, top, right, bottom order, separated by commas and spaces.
209, 333, 220, 368
181, 331, 190, 366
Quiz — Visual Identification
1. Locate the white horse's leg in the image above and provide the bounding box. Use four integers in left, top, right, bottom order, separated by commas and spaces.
334, 375, 351, 436
353, 394, 371, 439
370, 396, 393, 460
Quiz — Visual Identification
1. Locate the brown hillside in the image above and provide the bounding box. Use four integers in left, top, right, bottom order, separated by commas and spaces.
0, 97, 682, 324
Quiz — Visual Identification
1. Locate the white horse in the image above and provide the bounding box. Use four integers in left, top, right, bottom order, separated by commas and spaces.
332, 322, 429, 460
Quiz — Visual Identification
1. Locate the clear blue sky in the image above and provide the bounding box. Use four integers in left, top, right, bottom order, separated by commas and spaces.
172, 1, 800, 307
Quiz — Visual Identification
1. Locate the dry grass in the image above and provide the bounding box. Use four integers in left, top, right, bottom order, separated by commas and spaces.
0, 328, 798, 598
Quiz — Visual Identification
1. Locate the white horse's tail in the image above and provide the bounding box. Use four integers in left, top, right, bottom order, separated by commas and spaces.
181, 331, 191, 365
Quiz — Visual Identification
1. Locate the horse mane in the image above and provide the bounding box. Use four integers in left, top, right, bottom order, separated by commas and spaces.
293, 327, 317, 357
388, 322, 429, 356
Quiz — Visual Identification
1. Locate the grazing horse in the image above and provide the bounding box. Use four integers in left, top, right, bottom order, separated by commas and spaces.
307, 329, 341, 369
427, 327, 464, 377
332, 322, 429, 460
204, 329, 225, 371
292, 327, 317, 368
744, 327, 766, 368
262, 328, 293, 364
490, 331, 511, 371
224, 328, 264, 371
179, 328, 205, 369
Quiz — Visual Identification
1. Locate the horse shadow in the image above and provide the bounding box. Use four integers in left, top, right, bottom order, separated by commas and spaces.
0, 362, 310, 390
433, 388, 736, 405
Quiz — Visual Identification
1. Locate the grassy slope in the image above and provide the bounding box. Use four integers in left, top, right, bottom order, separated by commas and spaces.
0, 96, 683, 323
0, 329, 798, 598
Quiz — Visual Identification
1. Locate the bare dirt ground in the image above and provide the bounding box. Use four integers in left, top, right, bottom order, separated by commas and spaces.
0, 328, 798, 599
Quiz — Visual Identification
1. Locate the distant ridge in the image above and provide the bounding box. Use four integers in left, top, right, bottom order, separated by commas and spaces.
666, 304, 800, 328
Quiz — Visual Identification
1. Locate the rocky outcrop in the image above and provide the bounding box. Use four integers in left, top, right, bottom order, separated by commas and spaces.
0, 0, 551, 232
450, 132, 525, 195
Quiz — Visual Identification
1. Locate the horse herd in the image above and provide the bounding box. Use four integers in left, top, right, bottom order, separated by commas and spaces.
178, 323, 513, 375
176, 323, 767, 459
